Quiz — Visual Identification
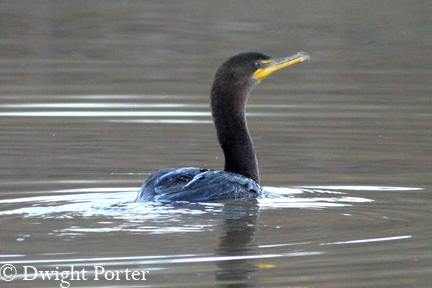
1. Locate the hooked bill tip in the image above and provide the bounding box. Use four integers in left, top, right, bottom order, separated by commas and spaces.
295, 52, 310, 62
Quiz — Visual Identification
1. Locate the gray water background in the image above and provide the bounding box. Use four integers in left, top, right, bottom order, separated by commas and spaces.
0, 1, 431, 287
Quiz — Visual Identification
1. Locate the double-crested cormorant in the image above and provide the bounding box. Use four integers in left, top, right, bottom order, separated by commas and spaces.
137, 52, 309, 202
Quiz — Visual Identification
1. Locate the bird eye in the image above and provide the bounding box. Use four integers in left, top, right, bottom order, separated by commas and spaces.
255, 61, 262, 69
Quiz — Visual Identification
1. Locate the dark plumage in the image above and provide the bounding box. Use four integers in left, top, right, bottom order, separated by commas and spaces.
137, 51, 309, 203
138, 167, 261, 202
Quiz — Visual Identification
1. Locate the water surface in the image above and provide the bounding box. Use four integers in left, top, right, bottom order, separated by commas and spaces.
1, 1, 431, 287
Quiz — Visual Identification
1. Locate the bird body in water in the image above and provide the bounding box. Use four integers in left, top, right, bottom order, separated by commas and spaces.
137, 52, 310, 202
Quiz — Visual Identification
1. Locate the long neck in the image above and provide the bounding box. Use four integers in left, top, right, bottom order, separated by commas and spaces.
210, 77, 260, 183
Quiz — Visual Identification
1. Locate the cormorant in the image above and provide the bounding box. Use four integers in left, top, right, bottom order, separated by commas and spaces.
137, 52, 310, 202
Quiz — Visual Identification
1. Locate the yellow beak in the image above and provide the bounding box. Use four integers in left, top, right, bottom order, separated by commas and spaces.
253, 52, 310, 81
